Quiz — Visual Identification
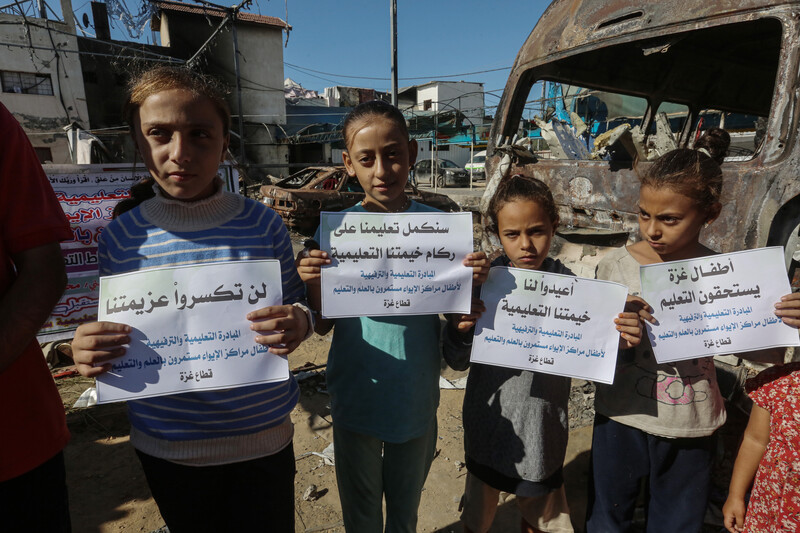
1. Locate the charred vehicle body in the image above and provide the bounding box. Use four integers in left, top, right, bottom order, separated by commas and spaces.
484, 0, 800, 288
261, 166, 459, 232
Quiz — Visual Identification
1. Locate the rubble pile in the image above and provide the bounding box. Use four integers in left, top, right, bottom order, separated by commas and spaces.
568, 379, 596, 430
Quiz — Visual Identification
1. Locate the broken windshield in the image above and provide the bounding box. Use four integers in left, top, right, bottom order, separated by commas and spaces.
515, 17, 781, 163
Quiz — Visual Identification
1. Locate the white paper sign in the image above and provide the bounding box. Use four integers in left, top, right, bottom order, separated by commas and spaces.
470, 267, 628, 384
640, 247, 799, 363
96, 260, 288, 403
319, 211, 473, 317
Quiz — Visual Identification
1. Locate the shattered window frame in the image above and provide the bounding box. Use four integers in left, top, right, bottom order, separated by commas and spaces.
648, 102, 690, 137
278, 168, 323, 189
694, 109, 765, 161
0, 70, 54, 96
513, 17, 783, 164
523, 82, 650, 161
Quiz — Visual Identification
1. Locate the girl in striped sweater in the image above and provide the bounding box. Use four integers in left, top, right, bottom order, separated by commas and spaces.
71, 66, 311, 533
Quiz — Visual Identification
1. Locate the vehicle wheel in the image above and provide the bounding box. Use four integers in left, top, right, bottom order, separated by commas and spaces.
436, 175, 445, 188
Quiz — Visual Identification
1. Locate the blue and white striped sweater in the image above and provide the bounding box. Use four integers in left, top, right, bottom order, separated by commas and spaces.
100, 191, 301, 443
101, 198, 299, 273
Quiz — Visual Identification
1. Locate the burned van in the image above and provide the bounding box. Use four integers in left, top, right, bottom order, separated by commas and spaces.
485, 0, 800, 285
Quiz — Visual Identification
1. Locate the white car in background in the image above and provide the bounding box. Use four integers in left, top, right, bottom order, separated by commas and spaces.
465, 150, 486, 180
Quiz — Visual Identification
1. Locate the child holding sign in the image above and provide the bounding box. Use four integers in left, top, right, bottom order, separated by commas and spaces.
443, 175, 643, 533
71, 66, 311, 533
586, 143, 800, 532
296, 100, 489, 532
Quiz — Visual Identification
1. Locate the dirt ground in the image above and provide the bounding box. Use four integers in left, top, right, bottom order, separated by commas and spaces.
55, 336, 748, 533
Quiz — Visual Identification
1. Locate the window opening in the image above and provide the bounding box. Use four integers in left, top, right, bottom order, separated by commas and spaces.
1, 71, 54, 95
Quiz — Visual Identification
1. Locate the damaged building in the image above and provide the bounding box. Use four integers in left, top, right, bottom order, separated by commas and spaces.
0, 0, 90, 163
1, 0, 293, 174
149, 0, 292, 178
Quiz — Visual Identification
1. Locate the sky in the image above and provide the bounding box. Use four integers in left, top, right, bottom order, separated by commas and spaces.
48, 0, 552, 115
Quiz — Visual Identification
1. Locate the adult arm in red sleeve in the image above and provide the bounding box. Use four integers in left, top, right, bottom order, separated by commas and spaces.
0, 103, 70, 373
0, 243, 67, 373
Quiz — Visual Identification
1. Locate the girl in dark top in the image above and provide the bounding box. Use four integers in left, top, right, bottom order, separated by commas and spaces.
445, 175, 642, 533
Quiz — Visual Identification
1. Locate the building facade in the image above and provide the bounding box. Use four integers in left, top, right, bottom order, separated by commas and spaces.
412, 81, 485, 125
0, 0, 90, 163
152, 0, 291, 177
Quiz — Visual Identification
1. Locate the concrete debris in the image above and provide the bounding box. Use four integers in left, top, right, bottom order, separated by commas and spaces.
591, 124, 636, 160
568, 380, 596, 430
73, 387, 98, 409
302, 484, 319, 501
313, 442, 335, 466
650, 112, 679, 158
439, 376, 468, 389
